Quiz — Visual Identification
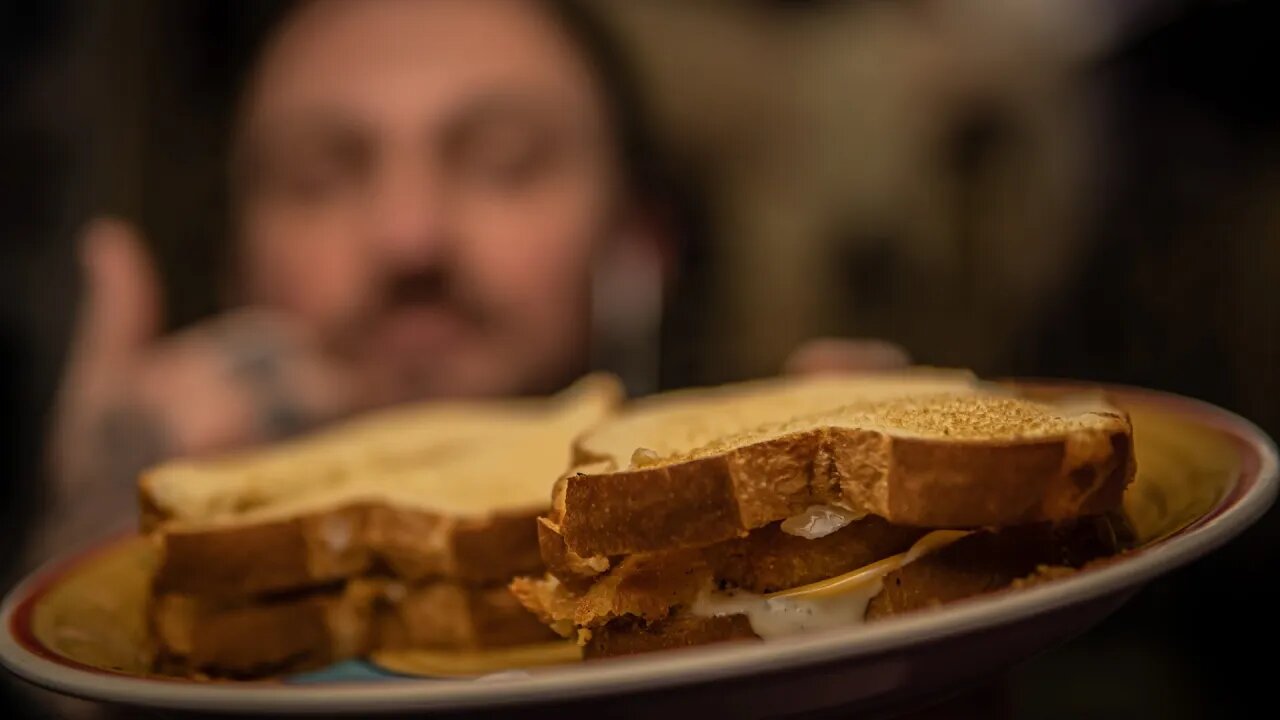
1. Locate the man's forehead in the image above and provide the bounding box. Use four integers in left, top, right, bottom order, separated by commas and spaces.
242, 0, 603, 136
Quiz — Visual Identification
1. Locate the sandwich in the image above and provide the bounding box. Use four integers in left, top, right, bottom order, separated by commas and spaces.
139, 374, 623, 677
511, 371, 1136, 658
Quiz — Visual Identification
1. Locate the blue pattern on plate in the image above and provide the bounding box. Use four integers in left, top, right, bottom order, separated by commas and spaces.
285, 659, 409, 684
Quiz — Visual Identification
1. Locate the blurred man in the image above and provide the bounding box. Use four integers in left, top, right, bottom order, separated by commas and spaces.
39, 0, 903, 559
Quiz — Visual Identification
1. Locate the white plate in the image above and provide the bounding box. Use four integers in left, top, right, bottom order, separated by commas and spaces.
3, 384, 1275, 717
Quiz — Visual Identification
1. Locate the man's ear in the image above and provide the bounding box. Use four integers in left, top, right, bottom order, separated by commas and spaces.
611, 197, 681, 285
589, 207, 671, 396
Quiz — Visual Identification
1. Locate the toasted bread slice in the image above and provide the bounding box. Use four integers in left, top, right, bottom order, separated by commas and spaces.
152, 579, 557, 677
701, 515, 926, 593
536, 511, 926, 591
152, 504, 548, 598
512, 551, 709, 635
513, 516, 926, 632
584, 613, 757, 659
556, 385, 1134, 557
151, 584, 377, 678
141, 374, 622, 529
863, 515, 1125, 619
571, 369, 982, 469
145, 375, 623, 598
371, 581, 556, 652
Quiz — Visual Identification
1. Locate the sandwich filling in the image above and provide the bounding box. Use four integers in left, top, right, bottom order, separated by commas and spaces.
511, 513, 1127, 657
689, 530, 970, 638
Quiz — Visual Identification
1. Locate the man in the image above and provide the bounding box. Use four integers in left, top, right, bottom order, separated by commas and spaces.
38, 0, 904, 560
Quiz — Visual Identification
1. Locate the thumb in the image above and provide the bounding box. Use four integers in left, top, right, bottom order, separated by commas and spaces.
71, 218, 162, 373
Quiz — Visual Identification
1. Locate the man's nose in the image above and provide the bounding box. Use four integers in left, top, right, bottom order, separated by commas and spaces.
365, 161, 453, 268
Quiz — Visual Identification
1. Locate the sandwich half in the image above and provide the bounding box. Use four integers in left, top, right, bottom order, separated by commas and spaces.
142, 374, 623, 676
512, 372, 1135, 657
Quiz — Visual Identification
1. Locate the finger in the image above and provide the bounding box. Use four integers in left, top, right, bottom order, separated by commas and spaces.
49, 220, 163, 490
177, 309, 363, 440
72, 217, 162, 374
783, 338, 913, 376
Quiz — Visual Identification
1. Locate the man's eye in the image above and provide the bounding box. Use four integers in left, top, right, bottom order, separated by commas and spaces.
265, 162, 351, 203
284, 171, 343, 201
457, 134, 557, 189
486, 151, 547, 185
468, 149, 544, 186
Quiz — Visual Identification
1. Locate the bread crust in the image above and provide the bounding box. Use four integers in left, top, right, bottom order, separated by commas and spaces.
584, 613, 757, 659
864, 514, 1126, 619
153, 505, 544, 598
375, 583, 557, 651
561, 421, 1134, 557
153, 579, 555, 677
142, 373, 624, 599
151, 586, 374, 677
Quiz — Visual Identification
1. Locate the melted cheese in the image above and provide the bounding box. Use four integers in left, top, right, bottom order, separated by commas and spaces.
690, 530, 970, 639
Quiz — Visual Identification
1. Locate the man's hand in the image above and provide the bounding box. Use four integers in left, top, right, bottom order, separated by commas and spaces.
783, 337, 912, 376
47, 219, 363, 513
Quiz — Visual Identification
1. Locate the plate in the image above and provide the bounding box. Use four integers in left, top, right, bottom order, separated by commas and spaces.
2, 383, 1275, 717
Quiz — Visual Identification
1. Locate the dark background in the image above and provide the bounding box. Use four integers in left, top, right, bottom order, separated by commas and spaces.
3, 1, 1277, 717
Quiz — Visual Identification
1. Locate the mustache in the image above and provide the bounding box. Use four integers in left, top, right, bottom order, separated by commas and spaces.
375, 268, 492, 328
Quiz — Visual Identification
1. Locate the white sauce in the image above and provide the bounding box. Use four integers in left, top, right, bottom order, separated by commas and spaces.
630, 447, 661, 468
691, 530, 971, 639
780, 505, 865, 539
690, 581, 885, 639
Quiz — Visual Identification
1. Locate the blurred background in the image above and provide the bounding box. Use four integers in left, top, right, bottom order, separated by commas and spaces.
2, 0, 1277, 717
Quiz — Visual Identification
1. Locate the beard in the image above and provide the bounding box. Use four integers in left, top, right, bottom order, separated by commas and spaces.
327, 267, 504, 402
